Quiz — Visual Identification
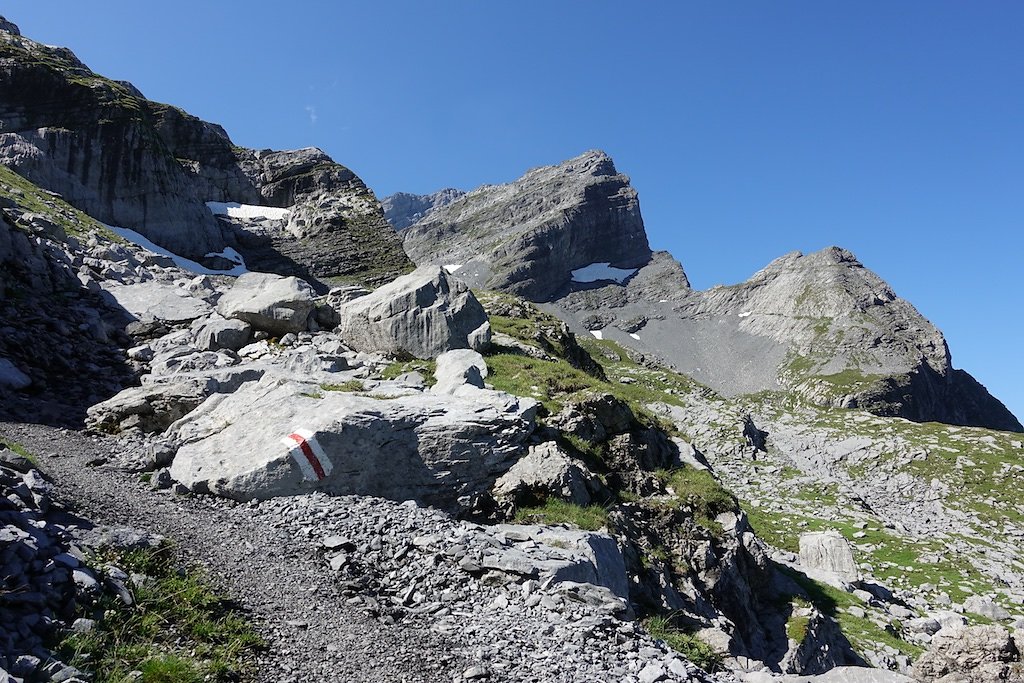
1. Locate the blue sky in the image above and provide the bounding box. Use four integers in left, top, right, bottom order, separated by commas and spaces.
11, 2, 1023, 423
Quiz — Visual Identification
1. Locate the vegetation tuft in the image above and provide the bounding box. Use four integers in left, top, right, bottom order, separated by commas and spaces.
513, 499, 609, 531
642, 615, 722, 672
57, 545, 264, 683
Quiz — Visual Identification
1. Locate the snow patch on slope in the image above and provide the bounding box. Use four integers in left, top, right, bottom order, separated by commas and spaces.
206, 201, 291, 221
109, 226, 248, 276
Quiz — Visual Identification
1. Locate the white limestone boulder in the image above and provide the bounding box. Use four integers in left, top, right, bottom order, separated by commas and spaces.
168, 373, 537, 509
798, 530, 859, 585
334, 265, 491, 359
216, 272, 315, 335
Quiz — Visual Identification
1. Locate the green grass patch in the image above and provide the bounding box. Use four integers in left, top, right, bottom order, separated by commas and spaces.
485, 353, 602, 413
320, 380, 364, 392
1, 439, 38, 466
643, 615, 722, 672
779, 565, 922, 658
656, 467, 736, 531
57, 545, 263, 682
513, 499, 609, 531
380, 359, 436, 385
0, 165, 120, 242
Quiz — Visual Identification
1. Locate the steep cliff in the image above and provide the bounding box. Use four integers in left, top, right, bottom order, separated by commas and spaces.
0, 18, 410, 287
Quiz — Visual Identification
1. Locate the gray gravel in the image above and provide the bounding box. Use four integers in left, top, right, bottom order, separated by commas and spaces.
0, 421, 467, 683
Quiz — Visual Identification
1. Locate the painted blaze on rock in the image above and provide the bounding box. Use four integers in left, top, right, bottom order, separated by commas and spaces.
167, 374, 537, 510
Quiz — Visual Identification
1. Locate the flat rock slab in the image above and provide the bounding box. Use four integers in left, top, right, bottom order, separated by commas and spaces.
168, 373, 538, 509
103, 281, 212, 324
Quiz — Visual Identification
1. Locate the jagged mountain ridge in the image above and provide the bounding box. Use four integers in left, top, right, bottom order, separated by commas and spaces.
0, 19, 410, 287
390, 152, 1021, 432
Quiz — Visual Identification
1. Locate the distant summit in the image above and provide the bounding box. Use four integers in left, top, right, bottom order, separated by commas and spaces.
382, 188, 465, 230
399, 150, 651, 301
397, 152, 1021, 432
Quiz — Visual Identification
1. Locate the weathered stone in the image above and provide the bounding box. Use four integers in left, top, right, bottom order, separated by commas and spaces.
192, 315, 253, 352
0, 358, 31, 390
551, 393, 634, 444
912, 625, 1022, 682
798, 530, 859, 585
492, 441, 599, 508
216, 272, 315, 335
102, 281, 212, 324
964, 595, 1011, 621
168, 373, 537, 509
432, 349, 488, 395
334, 266, 491, 359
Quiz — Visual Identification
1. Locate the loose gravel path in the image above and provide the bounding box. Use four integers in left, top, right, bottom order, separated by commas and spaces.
0, 421, 468, 683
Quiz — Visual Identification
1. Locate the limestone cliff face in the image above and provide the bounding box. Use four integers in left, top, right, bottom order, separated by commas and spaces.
401, 150, 651, 301
226, 147, 412, 286
0, 27, 225, 257
0, 18, 411, 287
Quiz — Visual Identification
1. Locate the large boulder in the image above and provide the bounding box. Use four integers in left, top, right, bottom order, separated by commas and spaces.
798, 530, 860, 585
551, 393, 634, 444
167, 373, 537, 509
86, 367, 264, 434
912, 625, 1022, 682
216, 272, 315, 335
492, 441, 601, 509
192, 314, 253, 352
479, 524, 629, 601
333, 265, 490, 359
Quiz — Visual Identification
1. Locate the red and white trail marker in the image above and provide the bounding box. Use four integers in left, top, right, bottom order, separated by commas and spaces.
281, 428, 333, 481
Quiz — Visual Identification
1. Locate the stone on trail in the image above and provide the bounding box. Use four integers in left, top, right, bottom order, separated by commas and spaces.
216, 272, 316, 335
167, 373, 537, 509
334, 265, 491, 359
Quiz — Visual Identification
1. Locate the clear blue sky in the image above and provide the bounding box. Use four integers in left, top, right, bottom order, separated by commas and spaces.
11, 2, 1023, 423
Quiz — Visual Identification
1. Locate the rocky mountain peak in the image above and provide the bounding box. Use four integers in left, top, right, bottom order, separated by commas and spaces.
0, 16, 20, 36
382, 187, 466, 230
402, 150, 652, 301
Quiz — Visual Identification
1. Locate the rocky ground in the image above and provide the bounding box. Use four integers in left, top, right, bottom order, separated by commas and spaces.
0, 422, 726, 683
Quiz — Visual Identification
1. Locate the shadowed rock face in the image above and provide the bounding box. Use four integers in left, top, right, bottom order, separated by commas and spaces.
400, 150, 652, 301
0, 18, 411, 287
0, 29, 227, 258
